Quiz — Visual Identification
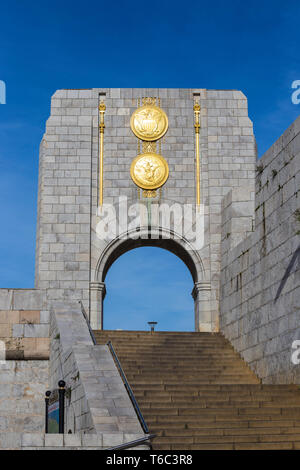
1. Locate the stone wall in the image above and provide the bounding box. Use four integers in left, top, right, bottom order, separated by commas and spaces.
0, 309, 49, 359
0, 286, 145, 448
0, 289, 49, 359
0, 288, 49, 448
0, 360, 48, 448
220, 116, 300, 383
35, 91, 95, 306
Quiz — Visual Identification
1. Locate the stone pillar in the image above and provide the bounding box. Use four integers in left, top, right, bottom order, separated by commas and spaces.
90, 282, 106, 330
192, 282, 212, 332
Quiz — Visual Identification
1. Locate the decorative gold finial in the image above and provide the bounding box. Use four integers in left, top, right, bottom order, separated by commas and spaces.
99, 101, 106, 134
143, 190, 157, 198
193, 101, 201, 134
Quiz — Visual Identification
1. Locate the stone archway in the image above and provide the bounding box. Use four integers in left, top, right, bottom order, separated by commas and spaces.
90, 226, 212, 332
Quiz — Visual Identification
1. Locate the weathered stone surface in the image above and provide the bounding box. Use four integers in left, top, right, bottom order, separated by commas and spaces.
0, 360, 48, 445
220, 116, 300, 383
0, 307, 49, 359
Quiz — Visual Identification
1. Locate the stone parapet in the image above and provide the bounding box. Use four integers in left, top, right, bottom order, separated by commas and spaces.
20, 432, 149, 450
0, 289, 46, 310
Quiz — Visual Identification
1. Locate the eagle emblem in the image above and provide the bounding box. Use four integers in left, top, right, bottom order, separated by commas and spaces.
130, 105, 168, 141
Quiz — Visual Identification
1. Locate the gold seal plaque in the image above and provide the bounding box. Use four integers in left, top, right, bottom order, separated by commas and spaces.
130, 104, 168, 141
130, 153, 169, 190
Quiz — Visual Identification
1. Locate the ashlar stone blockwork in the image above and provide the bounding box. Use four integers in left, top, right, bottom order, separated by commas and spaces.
35, 88, 256, 332
220, 116, 300, 383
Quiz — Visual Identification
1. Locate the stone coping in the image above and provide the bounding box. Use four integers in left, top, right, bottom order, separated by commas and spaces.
20, 433, 149, 450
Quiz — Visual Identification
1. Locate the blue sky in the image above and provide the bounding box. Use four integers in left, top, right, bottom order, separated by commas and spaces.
0, 0, 299, 329
104, 247, 194, 331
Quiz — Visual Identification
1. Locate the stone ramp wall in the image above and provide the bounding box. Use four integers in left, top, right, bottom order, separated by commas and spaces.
49, 302, 94, 433
220, 116, 300, 383
50, 301, 145, 443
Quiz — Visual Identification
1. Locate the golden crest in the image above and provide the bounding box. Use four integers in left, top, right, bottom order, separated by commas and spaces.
130, 153, 169, 190
130, 104, 168, 141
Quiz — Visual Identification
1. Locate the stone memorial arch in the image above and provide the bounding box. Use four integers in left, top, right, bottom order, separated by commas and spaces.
35, 88, 256, 333
90, 225, 208, 331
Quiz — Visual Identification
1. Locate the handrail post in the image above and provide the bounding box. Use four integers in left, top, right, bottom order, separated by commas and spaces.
58, 380, 66, 434
45, 390, 51, 433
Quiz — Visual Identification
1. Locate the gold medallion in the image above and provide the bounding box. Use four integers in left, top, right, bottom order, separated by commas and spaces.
130, 153, 169, 190
130, 104, 168, 141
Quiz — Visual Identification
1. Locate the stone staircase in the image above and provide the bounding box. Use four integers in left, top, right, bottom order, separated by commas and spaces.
94, 331, 300, 450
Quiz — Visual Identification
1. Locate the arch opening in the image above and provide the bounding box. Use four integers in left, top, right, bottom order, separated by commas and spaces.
95, 227, 204, 285
102, 237, 200, 284
90, 229, 211, 332
103, 246, 194, 332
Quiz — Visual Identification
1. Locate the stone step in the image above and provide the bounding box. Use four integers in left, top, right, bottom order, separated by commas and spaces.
105, 350, 243, 357
146, 414, 298, 425
121, 362, 252, 370
126, 372, 256, 379
132, 381, 261, 388
132, 383, 298, 392
134, 390, 299, 400
138, 399, 300, 408
153, 442, 295, 450
128, 376, 260, 384
94, 331, 225, 338
153, 433, 300, 444
96, 337, 230, 344
149, 420, 299, 431
94, 330, 300, 450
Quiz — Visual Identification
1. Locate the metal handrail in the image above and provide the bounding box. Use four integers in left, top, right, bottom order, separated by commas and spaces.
105, 434, 156, 451
79, 300, 97, 345
107, 340, 149, 434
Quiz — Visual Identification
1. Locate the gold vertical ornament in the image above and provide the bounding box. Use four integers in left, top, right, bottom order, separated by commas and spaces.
194, 102, 201, 208
98, 101, 106, 207
137, 98, 141, 200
